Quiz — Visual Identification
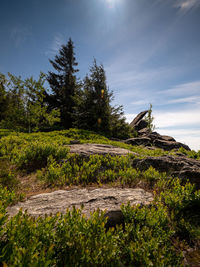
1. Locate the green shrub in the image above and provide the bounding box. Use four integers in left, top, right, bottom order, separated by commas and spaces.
14, 142, 69, 171
38, 153, 168, 188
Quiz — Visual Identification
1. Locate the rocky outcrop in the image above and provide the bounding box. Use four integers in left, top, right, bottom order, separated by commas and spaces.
129, 110, 148, 131
8, 188, 153, 228
69, 143, 136, 156
132, 155, 200, 188
128, 111, 191, 151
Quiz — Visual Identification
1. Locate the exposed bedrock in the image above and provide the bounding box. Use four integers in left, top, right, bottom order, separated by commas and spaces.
7, 188, 153, 228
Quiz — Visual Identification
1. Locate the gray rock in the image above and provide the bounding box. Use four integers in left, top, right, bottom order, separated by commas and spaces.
129, 110, 148, 128
7, 188, 153, 219
132, 155, 200, 188
124, 137, 151, 147
124, 131, 190, 151
138, 128, 151, 135
153, 139, 191, 151
134, 119, 148, 131
68, 143, 137, 157
128, 112, 190, 151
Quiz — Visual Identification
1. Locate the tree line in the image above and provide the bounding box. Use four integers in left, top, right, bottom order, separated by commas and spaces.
0, 38, 132, 138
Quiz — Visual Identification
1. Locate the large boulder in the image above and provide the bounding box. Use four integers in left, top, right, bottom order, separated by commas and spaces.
132, 155, 200, 188
7, 188, 153, 228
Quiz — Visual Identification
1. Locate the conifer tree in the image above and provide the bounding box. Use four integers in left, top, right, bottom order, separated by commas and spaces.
47, 38, 79, 129
76, 60, 131, 138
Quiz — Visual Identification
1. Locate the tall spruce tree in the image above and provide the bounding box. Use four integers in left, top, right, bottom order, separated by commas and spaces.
47, 38, 79, 129
76, 60, 131, 138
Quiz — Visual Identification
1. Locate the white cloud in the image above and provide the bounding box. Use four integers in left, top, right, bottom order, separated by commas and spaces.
154, 109, 200, 128
162, 80, 200, 97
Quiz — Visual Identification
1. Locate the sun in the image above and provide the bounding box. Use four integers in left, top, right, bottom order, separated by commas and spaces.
106, 0, 119, 8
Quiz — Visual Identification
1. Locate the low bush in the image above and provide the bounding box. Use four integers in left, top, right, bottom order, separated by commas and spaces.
13, 142, 69, 171
0, 181, 193, 266
38, 154, 168, 187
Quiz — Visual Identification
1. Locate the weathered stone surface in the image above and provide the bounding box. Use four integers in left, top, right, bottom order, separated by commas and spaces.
153, 139, 190, 151
138, 128, 151, 135
129, 110, 148, 128
132, 156, 200, 188
7, 188, 153, 219
134, 119, 148, 131
68, 143, 136, 156
124, 132, 190, 151
124, 137, 152, 147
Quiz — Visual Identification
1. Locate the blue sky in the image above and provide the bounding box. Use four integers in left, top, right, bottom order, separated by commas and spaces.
1, 0, 200, 150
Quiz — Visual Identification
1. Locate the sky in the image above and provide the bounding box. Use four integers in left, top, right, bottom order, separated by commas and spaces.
1, 0, 200, 150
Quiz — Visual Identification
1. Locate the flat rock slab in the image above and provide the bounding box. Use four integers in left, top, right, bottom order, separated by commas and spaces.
8, 188, 153, 218
68, 143, 136, 157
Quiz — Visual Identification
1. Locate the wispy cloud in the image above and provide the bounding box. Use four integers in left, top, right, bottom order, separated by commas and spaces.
131, 100, 150, 106
10, 26, 31, 47
168, 96, 200, 104
45, 33, 65, 56
161, 80, 200, 99
173, 0, 200, 13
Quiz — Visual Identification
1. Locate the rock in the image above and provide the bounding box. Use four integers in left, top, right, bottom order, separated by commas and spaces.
124, 130, 190, 151
129, 110, 148, 128
68, 143, 137, 157
138, 128, 151, 135
124, 137, 152, 147
158, 135, 176, 142
104, 210, 125, 230
70, 140, 81, 144
134, 119, 148, 131
153, 139, 191, 151
7, 188, 153, 219
132, 155, 200, 188
128, 111, 191, 151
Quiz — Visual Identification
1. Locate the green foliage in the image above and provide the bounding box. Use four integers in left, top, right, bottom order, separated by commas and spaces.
145, 103, 155, 132
13, 142, 69, 171
0, 73, 60, 132
0, 182, 192, 266
75, 59, 132, 139
0, 128, 199, 265
178, 146, 200, 159
24, 72, 60, 132
38, 153, 168, 187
